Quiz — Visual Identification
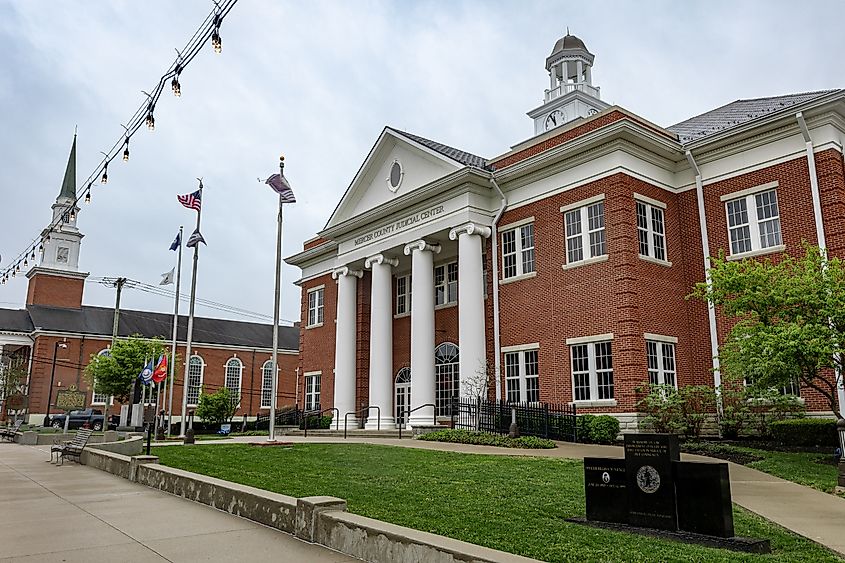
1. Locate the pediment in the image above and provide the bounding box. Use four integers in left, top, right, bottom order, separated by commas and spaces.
324, 128, 463, 229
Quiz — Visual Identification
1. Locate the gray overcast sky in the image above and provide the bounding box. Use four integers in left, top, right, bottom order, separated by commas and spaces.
1, 0, 842, 325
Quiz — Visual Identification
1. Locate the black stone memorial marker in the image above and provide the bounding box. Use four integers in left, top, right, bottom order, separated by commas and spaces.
584, 457, 627, 524
674, 460, 735, 538
624, 433, 679, 531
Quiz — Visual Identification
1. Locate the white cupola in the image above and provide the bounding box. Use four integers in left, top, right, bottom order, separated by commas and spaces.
527, 31, 609, 136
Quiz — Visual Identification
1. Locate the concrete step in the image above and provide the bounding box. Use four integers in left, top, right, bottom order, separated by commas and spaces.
280, 429, 404, 438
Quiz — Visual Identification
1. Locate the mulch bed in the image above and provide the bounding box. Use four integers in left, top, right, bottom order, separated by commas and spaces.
681, 445, 763, 465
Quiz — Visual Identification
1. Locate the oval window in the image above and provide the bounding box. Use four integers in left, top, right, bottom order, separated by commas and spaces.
389, 161, 403, 190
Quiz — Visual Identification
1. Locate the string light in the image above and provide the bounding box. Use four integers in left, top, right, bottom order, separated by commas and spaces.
85, 188, 91, 205
101, 162, 108, 184
30, 250, 35, 261
23, 257, 28, 267
0, 0, 239, 285
69, 208, 76, 221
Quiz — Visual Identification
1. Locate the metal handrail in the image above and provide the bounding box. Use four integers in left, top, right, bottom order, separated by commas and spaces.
343, 405, 380, 439
303, 407, 339, 437
397, 403, 436, 439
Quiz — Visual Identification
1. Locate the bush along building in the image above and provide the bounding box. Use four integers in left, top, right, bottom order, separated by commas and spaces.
0, 136, 300, 424
285, 33, 845, 432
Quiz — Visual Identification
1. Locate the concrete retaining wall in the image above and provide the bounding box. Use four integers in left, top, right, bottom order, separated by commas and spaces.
80, 442, 540, 562
15, 430, 142, 446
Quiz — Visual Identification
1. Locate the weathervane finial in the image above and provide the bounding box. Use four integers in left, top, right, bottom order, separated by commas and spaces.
566, 26, 570, 35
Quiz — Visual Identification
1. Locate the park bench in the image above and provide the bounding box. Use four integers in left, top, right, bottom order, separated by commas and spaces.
0, 419, 23, 442
51, 428, 93, 466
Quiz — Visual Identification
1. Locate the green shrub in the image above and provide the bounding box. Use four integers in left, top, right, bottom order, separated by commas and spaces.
300, 414, 333, 430
417, 429, 555, 449
576, 414, 620, 444
770, 418, 838, 447
195, 388, 236, 426
636, 384, 685, 435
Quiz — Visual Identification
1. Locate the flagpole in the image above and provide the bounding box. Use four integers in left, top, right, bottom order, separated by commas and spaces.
179, 182, 203, 438
269, 156, 285, 442
166, 226, 184, 436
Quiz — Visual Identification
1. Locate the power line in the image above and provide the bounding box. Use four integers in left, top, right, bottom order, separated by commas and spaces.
0, 0, 238, 284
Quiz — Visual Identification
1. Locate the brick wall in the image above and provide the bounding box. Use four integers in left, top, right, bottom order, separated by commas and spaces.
26, 273, 85, 309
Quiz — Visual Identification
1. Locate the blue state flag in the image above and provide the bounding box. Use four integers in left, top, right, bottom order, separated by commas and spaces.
138, 360, 154, 386
169, 231, 181, 251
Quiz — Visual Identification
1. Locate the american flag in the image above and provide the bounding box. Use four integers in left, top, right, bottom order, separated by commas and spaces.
265, 173, 296, 203
177, 189, 202, 211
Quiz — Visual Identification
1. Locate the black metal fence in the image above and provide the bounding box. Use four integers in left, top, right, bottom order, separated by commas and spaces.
451, 397, 577, 442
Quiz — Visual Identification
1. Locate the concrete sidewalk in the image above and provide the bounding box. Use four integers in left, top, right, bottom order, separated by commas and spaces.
0, 443, 358, 563
180, 434, 845, 557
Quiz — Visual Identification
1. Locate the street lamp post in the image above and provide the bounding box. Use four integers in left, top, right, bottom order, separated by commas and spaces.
837, 418, 845, 491
43, 340, 68, 427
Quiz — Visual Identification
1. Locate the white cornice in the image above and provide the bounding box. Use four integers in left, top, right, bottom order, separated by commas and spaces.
29, 330, 297, 354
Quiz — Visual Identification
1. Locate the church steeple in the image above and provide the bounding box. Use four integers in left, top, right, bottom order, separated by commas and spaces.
527, 32, 609, 136
58, 134, 77, 201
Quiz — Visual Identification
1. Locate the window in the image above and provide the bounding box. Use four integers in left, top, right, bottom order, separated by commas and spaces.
570, 339, 614, 402
186, 355, 204, 406
224, 357, 243, 408
305, 372, 321, 411
504, 347, 540, 403
564, 199, 606, 264
434, 262, 458, 306
395, 368, 411, 424
636, 199, 667, 261
396, 274, 411, 315
261, 360, 274, 409
91, 349, 111, 405
501, 223, 536, 279
646, 340, 676, 387
725, 188, 781, 256
434, 343, 459, 416
307, 286, 324, 327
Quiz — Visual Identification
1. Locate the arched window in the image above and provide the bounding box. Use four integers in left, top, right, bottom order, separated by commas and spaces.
186, 355, 204, 407
434, 343, 459, 417
91, 349, 111, 405
224, 357, 243, 408
261, 360, 274, 409
395, 367, 411, 425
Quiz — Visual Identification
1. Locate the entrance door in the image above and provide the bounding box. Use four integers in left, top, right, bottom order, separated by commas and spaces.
395, 368, 411, 427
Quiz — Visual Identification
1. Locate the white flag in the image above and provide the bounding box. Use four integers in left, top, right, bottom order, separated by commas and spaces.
160, 268, 175, 286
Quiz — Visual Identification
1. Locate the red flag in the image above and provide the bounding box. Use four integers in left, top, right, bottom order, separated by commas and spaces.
151, 355, 168, 384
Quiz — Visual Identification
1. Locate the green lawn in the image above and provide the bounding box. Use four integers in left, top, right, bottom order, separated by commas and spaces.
685, 442, 841, 495
155, 443, 841, 563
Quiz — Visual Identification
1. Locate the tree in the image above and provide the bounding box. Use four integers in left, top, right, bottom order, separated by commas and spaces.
195, 388, 236, 426
462, 359, 494, 400
692, 246, 844, 419
84, 335, 167, 404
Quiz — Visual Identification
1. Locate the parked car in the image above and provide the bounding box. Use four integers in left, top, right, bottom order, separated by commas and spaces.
49, 409, 116, 431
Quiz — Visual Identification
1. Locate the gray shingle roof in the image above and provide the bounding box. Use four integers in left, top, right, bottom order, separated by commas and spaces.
0, 305, 298, 350
389, 128, 491, 170
668, 90, 842, 144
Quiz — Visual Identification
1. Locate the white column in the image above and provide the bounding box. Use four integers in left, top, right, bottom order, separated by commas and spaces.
449, 223, 491, 400
584, 64, 592, 86
332, 266, 362, 425
364, 254, 398, 430
549, 66, 556, 90
576, 60, 583, 84
403, 240, 440, 427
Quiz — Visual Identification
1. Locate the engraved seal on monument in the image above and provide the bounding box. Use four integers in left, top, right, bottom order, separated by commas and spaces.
636, 465, 661, 494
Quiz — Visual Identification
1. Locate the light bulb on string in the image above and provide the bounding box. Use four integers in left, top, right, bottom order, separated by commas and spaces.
23, 257, 28, 267
171, 64, 182, 97
39, 242, 43, 253
85, 183, 92, 204
146, 103, 155, 130
69, 208, 76, 221
30, 250, 35, 261
123, 139, 130, 162
211, 14, 222, 54
101, 163, 108, 184
46, 233, 51, 243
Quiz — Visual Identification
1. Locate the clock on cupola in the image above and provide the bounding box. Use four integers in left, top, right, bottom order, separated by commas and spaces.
527, 31, 610, 136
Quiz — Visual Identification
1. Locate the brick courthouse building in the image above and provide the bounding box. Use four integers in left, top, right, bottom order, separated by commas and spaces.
287, 34, 845, 431
0, 138, 299, 424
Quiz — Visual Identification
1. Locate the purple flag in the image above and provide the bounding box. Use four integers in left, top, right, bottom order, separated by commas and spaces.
265, 173, 296, 203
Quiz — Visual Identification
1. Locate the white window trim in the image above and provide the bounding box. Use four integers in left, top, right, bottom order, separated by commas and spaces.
500, 222, 536, 281
560, 193, 605, 213
186, 355, 205, 407
643, 333, 678, 344
636, 198, 669, 265
504, 347, 541, 404
434, 261, 458, 307
719, 181, 779, 202
395, 274, 411, 316
633, 193, 667, 209
224, 356, 243, 409
91, 349, 113, 405
562, 195, 606, 266
561, 254, 608, 270
566, 333, 614, 345
646, 339, 678, 389
306, 285, 325, 329
260, 360, 275, 409
304, 371, 321, 411
723, 186, 782, 258
499, 216, 535, 231
569, 339, 614, 404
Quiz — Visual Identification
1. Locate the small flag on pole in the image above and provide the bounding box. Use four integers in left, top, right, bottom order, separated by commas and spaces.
160, 268, 175, 286
169, 231, 181, 251
177, 189, 202, 211
138, 360, 154, 386
265, 173, 296, 203
185, 228, 206, 248
152, 355, 168, 384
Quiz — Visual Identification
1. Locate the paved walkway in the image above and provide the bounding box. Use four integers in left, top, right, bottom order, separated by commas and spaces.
0, 443, 358, 563
173, 434, 845, 557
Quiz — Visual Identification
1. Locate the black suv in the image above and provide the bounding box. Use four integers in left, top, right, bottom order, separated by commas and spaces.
49, 409, 116, 431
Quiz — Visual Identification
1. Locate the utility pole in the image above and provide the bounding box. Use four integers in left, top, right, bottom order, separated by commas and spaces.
111, 277, 127, 428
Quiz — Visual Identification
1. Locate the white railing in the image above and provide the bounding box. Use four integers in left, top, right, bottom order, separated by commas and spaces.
545, 82, 600, 102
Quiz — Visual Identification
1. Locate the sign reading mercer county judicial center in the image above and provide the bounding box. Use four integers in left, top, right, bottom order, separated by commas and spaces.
354, 205, 444, 246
